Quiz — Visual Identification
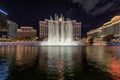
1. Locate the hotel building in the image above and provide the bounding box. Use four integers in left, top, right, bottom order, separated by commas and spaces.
87, 16, 120, 38
39, 15, 81, 40
0, 14, 18, 38
7, 20, 18, 38
17, 26, 37, 40
87, 28, 102, 38
0, 14, 8, 37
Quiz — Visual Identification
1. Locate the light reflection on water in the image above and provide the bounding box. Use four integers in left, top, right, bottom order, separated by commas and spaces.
0, 46, 120, 80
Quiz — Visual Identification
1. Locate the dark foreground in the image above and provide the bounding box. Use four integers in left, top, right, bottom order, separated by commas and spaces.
0, 46, 120, 80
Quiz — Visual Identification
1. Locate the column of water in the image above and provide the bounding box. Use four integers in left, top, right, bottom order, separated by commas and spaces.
61, 21, 65, 43
65, 20, 73, 42
68, 20, 73, 42
48, 20, 51, 42
56, 21, 59, 43
52, 21, 55, 42
65, 21, 68, 42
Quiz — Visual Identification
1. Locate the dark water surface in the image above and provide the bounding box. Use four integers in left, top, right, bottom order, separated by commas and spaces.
0, 46, 120, 80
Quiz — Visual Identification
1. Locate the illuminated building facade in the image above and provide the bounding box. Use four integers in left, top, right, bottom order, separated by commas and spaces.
0, 11, 18, 38
101, 16, 120, 37
39, 15, 81, 40
87, 16, 120, 38
17, 26, 37, 40
7, 20, 18, 38
87, 28, 102, 38
0, 14, 8, 37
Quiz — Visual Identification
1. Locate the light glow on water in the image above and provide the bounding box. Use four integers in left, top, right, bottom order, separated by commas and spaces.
0, 46, 120, 80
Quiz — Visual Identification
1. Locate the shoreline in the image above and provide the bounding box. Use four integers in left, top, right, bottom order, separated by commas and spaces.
0, 41, 37, 46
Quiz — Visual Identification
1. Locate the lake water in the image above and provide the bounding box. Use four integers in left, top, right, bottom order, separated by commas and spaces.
0, 46, 120, 80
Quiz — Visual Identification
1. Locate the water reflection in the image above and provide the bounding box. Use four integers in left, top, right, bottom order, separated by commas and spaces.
15, 46, 37, 66
107, 46, 120, 80
84, 46, 113, 80
0, 46, 120, 80
38, 47, 79, 80
0, 46, 15, 80
86, 46, 110, 69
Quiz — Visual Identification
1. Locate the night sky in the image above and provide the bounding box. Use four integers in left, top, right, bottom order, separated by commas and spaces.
0, 0, 120, 37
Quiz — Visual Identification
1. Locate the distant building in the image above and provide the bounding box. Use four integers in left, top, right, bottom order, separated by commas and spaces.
0, 14, 8, 37
87, 16, 120, 38
101, 16, 120, 37
17, 26, 37, 40
39, 15, 81, 40
0, 13, 18, 38
87, 28, 102, 38
7, 20, 18, 38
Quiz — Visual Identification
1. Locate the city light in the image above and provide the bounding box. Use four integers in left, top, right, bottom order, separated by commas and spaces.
0, 9, 8, 15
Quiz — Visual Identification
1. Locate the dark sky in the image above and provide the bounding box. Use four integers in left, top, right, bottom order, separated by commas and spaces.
0, 0, 120, 37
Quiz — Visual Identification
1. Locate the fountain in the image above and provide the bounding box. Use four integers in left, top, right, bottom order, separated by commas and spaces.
36, 14, 85, 46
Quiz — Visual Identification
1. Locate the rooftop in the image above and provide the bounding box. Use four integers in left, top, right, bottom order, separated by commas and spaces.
111, 16, 120, 22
